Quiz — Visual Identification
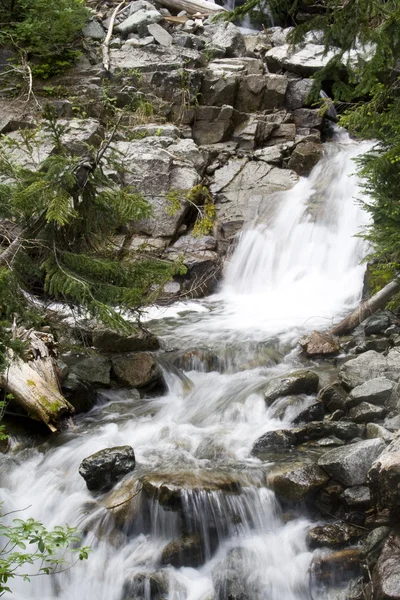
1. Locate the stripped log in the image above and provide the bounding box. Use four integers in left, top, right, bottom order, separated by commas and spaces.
157, 0, 226, 14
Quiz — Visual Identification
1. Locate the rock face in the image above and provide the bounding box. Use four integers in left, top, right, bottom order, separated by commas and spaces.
317, 438, 385, 486
267, 463, 329, 502
369, 437, 400, 511
373, 532, 400, 600
111, 352, 159, 388
79, 446, 136, 492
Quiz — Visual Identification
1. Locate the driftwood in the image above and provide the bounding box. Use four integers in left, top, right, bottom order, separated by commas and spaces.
102, 0, 127, 73
157, 0, 226, 15
329, 275, 400, 336
1, 332, 74, 432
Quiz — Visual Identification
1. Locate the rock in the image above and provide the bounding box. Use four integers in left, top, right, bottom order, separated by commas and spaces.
306, 523, 365, 550
261, 74, 288, 110
161, 534, 204, 567
311, 548, 363, 586
267, 27, 294, 46
212, 547, 258, 600
295, 421, 363, 444
192, 105, 233, 145
265, 43, 338, 77
292, 108, 323, 129
340, 351, 388, 389
111, 353, 159, 388
384, 415, 400, 432
147, 23, 173, 46
210, 22, 246, 58
79, 446, 136, 492
115, 9, 163, 36
292, 402, 326, 424
347, 378, 394, 408
252, 429, 296, 455
122, 570, 168, 600
364, 526, 391, 563
83, 20, 105, 39
264, 370, 319, 405
369, 437, 400, 511
348, 402, 387, 423
92, 328, 160, 353
267, 463, 329, 502
66, 355, 111, 387
61, 372, 96, 413
285, 78, 313, 110
366, 423, 394, 442
102, 476, 141, 529
319, 382, 348, 412
365, 313, 391, 336
342, 485, 371, 507
299, 330, 340, 357
318, 438, 385, 486
373, 532, 400, 600
288, 141, 323, 176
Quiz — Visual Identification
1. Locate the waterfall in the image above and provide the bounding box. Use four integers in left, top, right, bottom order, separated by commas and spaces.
0, 133, 372, 600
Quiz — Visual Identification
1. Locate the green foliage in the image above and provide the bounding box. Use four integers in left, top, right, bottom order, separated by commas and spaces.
167, 185, 216, 236
0, 503, 90, 595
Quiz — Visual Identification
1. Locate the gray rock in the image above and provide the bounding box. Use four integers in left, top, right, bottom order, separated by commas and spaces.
366, 423, 394, 442
319, 382, 348, 412
147, 23, 173, 46
211, 22, 246, 58
267, 26, 294, 46
192, 105, 233, 145
115, 9, 162, 36
348, 378, 394, 408
264, 370, 319, 405
68, 355, 111, 386
364, 526, 390, 561
122, 570, 168, 600
306, 523, 365, 549
295, 420, 364, 444
285, 78, 313, 110
368, 437, 400, 511
111, 352, 159, 388
292, 402, 326, 424
288, 141, 323, 176
265, 43, 339, 77
212, 547, 257, 600
365, 313, 391, 336
342, 485, 371, 507
373, 533, 400, 600
340, 351, 388, 389
267, 463, 329, 502
292, 108, 323, 129
79, 446, 136, 492
384, 414, 400, 431
252, 429, 296, 455
348, 402, 387, 423
161, 535, 204, 567
83, 20, 105, 40
92, 328, 159, 353
61, 373, 96, 413
318, 438, 385, 486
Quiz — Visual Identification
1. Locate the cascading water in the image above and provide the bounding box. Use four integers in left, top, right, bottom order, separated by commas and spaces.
0, 131, 372, 600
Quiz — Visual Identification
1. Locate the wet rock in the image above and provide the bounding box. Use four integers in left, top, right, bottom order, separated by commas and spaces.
161, 534, 204, 567
122, 570, 168, 600
288, 141, 323, 176
318, 438, 385, 486
102, 476, 142, 529
111, 353, 160, 388
348, 402, 387, 424
66, 355, 111, 387
252, 429, 296, 455
292, 402, 326, 424
294, 420, 364, 444
318, 382, 348, 412
311, 548, 363, 586
306, 523, 365, 550
347, 378, 394, 408
212, 547, 258, 600
373, 532, 400, 600
368, 437, 400, 511
364, 526, 390, 565
79, 446, 136, 492
168, 347, 220, 372
264, 370, 319, 405
365, 314, 391, 336
342, 486, 371, 507
366, 423, 394, 442
61, 372, 97, 413
299, 331, 340, 357
267, 463, 329, 502
210, 22, 246, 58
92, 328, 160, 353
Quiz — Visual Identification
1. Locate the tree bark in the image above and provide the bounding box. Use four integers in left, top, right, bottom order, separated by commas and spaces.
329, 275, 400, 336
157, 0, 226, 14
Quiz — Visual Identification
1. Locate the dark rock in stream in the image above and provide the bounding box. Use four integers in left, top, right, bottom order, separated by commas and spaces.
267, 463, 329, 502
111, 352, 160, 388
292, 401, 326, 423
161, 534, 205, 568
306, 523, 365, 550
294, 420, 364, 444
92, 327, 160, 353
79, 446, 136, 492
122, 570, 168, 600
252, 429, 296, 455
318, 438, 385, 486
318, 382, 348, 412
264, 369, 319, 405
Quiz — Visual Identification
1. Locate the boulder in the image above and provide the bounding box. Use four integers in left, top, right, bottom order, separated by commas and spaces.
340, 351, 388, 389
288, 141, 323, 176
147, 23, 173, 46
210, 22, 246, 58
348, 402, 387, 423
306, 523, 365, 550
368, 437, 400, 511
261, 74, 288, 110
111, 353, 160, 388
347, 378, 394, 408
311, 548, 363, 586
319, 382, 348, 412
292, 108, 323, 129
295, 421, 363, 444
285, 78, 313, 110
79, 446, 136, 492
373, 532, 400, 600
115, 9, 163, 36
92, 328, 160, 353
83, 20, 106, 40
252, 429, 296, 455
365, 313, 391, 336
192, 105, 234, 145
342, 485, 371, 507
264, 370, 319, 405
102, 476, 141, 529
161, 534, 204, 567
318, 438, 385, 486
267, 463, 329, 502
366, 423, 394, 442
299, 330, 340, 357
65, 355, 111, 387
61, 372, 96, 413
265, 43, 338, 77
122, 570, 168, 600
292, 401, 326, 424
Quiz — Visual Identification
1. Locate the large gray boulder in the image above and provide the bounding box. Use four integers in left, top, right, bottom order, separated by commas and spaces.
288, 141, 323, 176
267, 463, 329, 502
92, 328, 160, 353
318, 438, 385, 486
348, 402, 387, 423
369, 437, 400, 511
265, 43, 338, 76
264, 370, 319, 405
285, 78, 313, 110
210, 22, 246, 58
79, 446, 136, 492
340, 351, 390, 389
111, 352, 159, 388
347, 377, 394, 408
373, 533, 400, 600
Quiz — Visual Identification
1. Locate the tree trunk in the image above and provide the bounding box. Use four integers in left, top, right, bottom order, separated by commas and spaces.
157, 0, 226, 14
329, 275, 400, 336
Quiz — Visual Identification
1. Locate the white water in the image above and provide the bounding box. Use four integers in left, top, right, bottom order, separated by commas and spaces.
0, 132, 372, 600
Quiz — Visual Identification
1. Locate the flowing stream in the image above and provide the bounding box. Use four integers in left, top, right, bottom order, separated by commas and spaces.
1, 130, 372, 600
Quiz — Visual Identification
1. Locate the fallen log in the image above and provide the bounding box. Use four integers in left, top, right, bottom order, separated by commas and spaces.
329, 274, 400, 336
157, 0, 226, 15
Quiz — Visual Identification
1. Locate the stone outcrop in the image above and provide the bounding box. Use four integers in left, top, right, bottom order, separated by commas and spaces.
79, 446, 136, 492
317, 438, 385, 486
